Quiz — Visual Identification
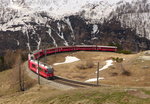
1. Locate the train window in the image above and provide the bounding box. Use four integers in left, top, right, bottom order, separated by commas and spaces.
45, 70, 48, 74
36, 67, 43, 72
38, 67, 43, 71
47, 68, 53, 73
31, 56, 34, 60
40, 52, 43, 55
35, 54, 39, 58
32, 64, 36, 68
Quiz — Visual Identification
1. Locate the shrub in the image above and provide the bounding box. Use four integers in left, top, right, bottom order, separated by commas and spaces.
0, 56, 5, 72
112, 57, 123, 63
76, 63, 87, 70
76, 61, 94, 70
122, 70, 131, 76
86, 61, 94, 69
111, 72, 118, 76
117, 50, 132, 54
0, 49, 28, 71
109, 42, 132, 54
4, 50, 16, 69
21, 51, 28, 62
109, 42, 123, 51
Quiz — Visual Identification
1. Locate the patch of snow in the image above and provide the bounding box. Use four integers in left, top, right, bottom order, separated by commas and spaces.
37, 37, 41, 50
24, 29, 31, 51
16, 40, 20, 46
65, 18, 75, 40
26, 42, 30, 51
91, 37, 98, 40
61, 32, 69, 46
91, 24, 98, 34
53, 56, 80, 66
85, 77, 104, 82
96, 59, 113, 73
85, 59, 113, 82
55, 23, 69, 46
138, 56, 150, 61
0, 0, 133, 24
47, 29, 58, 47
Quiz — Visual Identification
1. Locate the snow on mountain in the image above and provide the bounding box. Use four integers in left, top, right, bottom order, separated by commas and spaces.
115, 0, 150, 39
1, 0, 150, 37
0, 0, 133, 19
0, 0, 150, 54
0, 0, 133, 31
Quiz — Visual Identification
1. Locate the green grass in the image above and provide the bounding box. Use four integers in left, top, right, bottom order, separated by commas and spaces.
117, 50, 132, 54
34, 88, 150, 104
142, 89, 150, 95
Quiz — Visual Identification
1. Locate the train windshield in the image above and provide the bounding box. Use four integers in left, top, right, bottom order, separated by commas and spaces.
46, 67, 54, 74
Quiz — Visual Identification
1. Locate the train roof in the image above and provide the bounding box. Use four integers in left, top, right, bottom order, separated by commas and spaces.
30, 60, 52, 69
31, 45, 117, 55
75, 45, 96, 47
76, 45, 117, 48
96, 45, 117, 48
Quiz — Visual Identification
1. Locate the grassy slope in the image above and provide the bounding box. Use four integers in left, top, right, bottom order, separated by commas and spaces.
0, 85, 150, 104
41, 51, 150, 87
0, 69, 15, 96
38, 88, 150, 104
0, 51, 150, 104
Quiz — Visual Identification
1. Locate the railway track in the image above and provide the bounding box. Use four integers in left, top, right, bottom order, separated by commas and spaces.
25, 61, 112, 90
52, 76, 99, 88
25, 62, 102, 90
26, 45, 117, 90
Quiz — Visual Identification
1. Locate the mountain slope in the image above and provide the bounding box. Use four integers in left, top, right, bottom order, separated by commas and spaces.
0, 0, 150, 55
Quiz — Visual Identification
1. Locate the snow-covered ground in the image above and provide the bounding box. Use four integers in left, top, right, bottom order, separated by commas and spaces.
85, 59, 113, 82
0, 0, 133, 22
95, 60, 113, 73
53, 56, 80, 66
138, 51, 150, 61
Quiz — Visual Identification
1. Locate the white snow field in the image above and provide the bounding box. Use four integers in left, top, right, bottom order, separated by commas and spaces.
53, 56, 80, 66
95, 60, 113, 73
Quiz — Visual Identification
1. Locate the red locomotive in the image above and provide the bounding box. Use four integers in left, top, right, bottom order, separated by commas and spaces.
28, 45, 117, 79
28, 54, 54, 79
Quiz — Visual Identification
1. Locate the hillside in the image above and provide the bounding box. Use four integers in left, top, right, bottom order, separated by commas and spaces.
1, 51, 150, 104
0, 0, 150, 55
40, 51, 150, 87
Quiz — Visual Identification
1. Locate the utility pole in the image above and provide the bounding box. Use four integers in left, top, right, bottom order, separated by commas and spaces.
22, 64, 25, 91
19, 59, 22, 91
18, 55, 24, 91
37, 57, 40, 85
44, 47, 47, 65
97, 62, 100, 86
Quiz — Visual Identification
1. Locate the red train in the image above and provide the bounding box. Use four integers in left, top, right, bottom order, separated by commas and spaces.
28, 45, 117, 79
28, 54, 54, 79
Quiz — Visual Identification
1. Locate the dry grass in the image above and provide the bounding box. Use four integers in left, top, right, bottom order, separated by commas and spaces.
0, 66, 36, 98
0, 50, 150, 104
76, 61, 94, 70
0, 84, 150, 104
40, 51, 150, 87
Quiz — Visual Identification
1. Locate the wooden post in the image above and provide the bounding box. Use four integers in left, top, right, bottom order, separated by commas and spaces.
22, 65, 25, 91
97, 62, 99, 86
19, 59, 22, 91
44, 49, 47, 64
